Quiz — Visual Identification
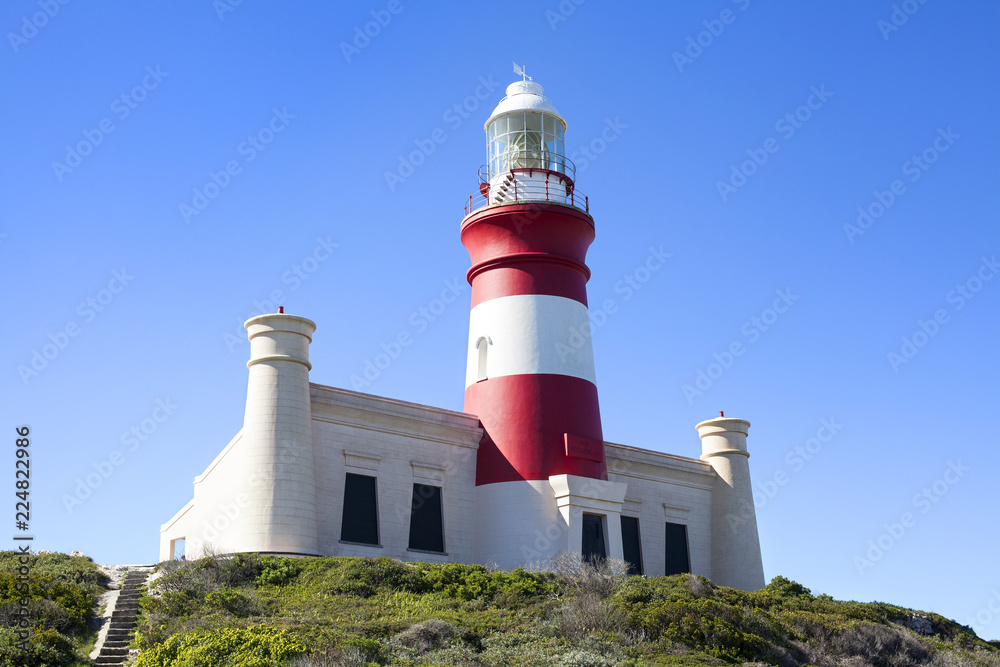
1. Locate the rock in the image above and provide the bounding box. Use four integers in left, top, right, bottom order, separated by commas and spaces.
906, 614, 933, 635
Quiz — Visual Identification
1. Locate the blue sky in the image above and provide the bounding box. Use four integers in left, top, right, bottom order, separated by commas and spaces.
2, 0, 998, 640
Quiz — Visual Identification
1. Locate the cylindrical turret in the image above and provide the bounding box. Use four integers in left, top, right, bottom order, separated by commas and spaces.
231, 311, 319, 555
697, 415, 765, 590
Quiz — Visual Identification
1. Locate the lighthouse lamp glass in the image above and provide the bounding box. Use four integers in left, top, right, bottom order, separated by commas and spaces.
487, 111, 566, 180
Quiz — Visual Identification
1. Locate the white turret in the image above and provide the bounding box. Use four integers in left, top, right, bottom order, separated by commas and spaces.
697, 413, 765, 590
230, 309, 319, 554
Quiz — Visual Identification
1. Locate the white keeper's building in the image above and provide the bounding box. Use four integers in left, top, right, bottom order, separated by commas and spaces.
159, 77, 767, 591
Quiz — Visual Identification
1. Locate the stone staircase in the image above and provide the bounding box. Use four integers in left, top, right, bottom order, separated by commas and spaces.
93, 567, 151, 666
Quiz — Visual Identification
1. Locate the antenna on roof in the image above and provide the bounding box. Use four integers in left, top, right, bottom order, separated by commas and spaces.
513, 62, 532, 81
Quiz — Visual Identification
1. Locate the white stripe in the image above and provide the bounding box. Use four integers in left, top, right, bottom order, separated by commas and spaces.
474, 480, 563, 567
465, 294, 597, 388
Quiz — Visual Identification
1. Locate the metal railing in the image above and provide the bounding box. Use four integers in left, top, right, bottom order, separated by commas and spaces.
485, 149, 576, 182
464, 169, 589, 217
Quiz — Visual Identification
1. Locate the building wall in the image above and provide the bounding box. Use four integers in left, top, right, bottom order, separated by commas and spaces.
606, 443, 716, 579
160, 429, 251, 560
162, 385, 737, 584
309, 384, 482, 564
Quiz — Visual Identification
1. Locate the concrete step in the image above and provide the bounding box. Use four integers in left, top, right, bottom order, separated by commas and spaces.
90, 566, 152, 665
109, 621, 137, 630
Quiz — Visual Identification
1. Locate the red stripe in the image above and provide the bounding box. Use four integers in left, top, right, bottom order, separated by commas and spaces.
465, 373, 607, 485
469, 257, 589, 306
462, 203, 596, 308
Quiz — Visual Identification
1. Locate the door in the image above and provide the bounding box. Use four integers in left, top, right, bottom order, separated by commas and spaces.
582, 513, 606, 561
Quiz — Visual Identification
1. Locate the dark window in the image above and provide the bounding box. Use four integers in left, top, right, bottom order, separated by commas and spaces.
581, 513, 606, 562
408, 484, 444, 552
340, 473, 379, 545
664, 522, 691, 575
620, 516, 643, 575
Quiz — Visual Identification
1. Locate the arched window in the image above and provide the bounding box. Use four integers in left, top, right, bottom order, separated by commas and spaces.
475, 336, 492, 382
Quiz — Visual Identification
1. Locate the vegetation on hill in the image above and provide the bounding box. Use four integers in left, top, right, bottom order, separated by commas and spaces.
1, 551, 998, 666
129, 552, 1000, 667
0, 550, 107, 666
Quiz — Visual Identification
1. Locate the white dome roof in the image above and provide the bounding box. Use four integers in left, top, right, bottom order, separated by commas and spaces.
484, 81, 566, 132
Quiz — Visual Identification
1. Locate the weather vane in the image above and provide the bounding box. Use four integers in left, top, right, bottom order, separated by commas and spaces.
513, 62, 532, 81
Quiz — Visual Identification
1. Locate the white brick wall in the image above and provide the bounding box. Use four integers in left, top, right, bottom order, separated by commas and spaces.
606, 443, 716, 579
309, 385, 482, 564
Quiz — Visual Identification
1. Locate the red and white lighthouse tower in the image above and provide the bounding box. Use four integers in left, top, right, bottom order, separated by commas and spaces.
462, 76, 627, 568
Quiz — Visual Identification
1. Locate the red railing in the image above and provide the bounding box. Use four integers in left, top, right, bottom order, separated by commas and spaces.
464, 169, 590, 217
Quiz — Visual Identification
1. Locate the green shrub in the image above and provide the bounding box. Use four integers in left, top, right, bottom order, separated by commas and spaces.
0, 573, 95, 632
205, 587, 256, 617
141, 590, 199, 619
612, 576, 789, 662
0, 627, 76, 667
326, 558, 424, 598
761, 575, 813, 598
133, 625, 307, 667
255, 558, 302, 587
418, 563, 556, 602
0, 551, 106, 595
0, 552, 107, 665
0, 598, 79, 635
156, 553, 268, 597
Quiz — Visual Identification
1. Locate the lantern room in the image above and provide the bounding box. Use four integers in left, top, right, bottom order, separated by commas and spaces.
478, 80, 581, 209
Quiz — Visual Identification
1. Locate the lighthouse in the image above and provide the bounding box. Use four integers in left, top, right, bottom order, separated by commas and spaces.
462, 77, 627, 567
161, 74, 767, 590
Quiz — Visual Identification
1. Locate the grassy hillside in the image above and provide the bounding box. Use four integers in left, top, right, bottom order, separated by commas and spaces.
0, 550, 107, 666
1, 551, 998, 666
130, 553, 1000, 667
